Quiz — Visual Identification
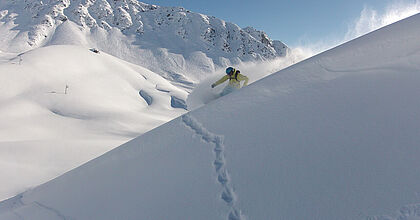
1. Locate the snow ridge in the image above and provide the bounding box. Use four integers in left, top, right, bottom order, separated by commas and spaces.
181, 114, 244, 220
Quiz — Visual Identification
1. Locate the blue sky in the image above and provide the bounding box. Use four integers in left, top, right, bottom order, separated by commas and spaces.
141, 0, 419, 47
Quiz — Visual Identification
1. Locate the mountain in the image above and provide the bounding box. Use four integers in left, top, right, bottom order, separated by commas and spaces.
0, 0, 289, 87
1, 11, 420, 220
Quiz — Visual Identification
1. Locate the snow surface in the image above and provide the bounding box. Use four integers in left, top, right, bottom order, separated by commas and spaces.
1, 12, 420, 220
0, 45, 187, 200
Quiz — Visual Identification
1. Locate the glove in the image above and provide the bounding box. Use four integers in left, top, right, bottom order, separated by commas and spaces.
211, 84, 215, 88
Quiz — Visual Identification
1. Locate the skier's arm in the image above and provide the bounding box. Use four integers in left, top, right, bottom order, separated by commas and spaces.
212, 75, 229, 88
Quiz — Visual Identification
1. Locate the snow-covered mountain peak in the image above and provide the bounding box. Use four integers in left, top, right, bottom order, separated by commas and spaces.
0, 0, 288, 59
0, 0, 289, 87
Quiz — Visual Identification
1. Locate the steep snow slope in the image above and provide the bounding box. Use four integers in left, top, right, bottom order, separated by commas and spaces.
0, 45, 187, 200
0, 0, 289, 87
2, 11, 420, 220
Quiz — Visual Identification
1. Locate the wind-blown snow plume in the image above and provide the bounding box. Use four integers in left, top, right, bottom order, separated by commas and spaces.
345, 0, 420, 40
186, 49, 309, 110
293, 0, 420, 56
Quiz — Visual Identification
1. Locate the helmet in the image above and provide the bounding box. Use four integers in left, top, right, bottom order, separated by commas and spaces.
226, 67, 235, 75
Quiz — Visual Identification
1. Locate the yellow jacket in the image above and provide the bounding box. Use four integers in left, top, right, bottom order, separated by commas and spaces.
213, 72, 249, 89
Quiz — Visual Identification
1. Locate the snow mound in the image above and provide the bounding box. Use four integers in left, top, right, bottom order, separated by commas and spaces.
0, 45, 187, 200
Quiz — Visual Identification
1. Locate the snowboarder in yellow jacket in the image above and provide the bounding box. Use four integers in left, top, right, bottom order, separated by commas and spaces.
211, 67, 249, 96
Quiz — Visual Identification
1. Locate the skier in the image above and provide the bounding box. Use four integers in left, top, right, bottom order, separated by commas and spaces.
211, 67, 249, 96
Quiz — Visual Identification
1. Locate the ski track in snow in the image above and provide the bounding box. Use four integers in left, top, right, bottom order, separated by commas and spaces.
34, 201, 68, 220
367, 203, 420, 220
10, 195, 24, 220
181, 114, 244, 220
3, 194, 70, 220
